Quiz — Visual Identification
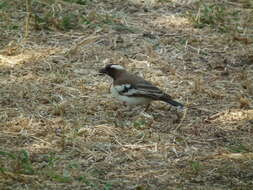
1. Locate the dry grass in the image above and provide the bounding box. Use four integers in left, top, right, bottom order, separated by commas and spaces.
0, 0, 253, 189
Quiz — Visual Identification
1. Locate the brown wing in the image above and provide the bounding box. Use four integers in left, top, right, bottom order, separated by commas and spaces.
114, 73, 170, 100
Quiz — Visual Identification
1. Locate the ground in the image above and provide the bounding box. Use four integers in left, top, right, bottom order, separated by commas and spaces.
0, 0, 253, 189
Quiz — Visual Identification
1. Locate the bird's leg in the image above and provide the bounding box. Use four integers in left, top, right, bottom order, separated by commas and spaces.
144, 103, 150, 112
119, 102, 131, 116
122, 102, 130, 112
116, 109, 123, 118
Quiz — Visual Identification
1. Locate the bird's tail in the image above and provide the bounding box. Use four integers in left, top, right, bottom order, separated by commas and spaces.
160, 95, 184, 108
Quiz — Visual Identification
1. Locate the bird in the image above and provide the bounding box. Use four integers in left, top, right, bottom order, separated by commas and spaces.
99, 64, 184, 111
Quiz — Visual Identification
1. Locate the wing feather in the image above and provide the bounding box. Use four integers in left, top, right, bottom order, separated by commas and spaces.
113, 73, 172, 100
114, 81, 166, 100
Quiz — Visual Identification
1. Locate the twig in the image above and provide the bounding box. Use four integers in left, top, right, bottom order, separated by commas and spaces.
24, 0, 32, 41
174, 107, 188, 131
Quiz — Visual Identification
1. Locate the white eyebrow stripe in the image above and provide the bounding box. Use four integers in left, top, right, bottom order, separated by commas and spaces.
110, 65, 125, 70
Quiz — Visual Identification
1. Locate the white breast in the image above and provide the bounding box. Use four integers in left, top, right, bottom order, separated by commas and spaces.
111, 85, 151, 105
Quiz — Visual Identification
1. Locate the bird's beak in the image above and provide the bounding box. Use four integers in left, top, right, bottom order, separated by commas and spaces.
99, 68, 107, 75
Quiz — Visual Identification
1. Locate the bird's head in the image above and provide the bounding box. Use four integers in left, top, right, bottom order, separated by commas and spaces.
99, 64, 125, 79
